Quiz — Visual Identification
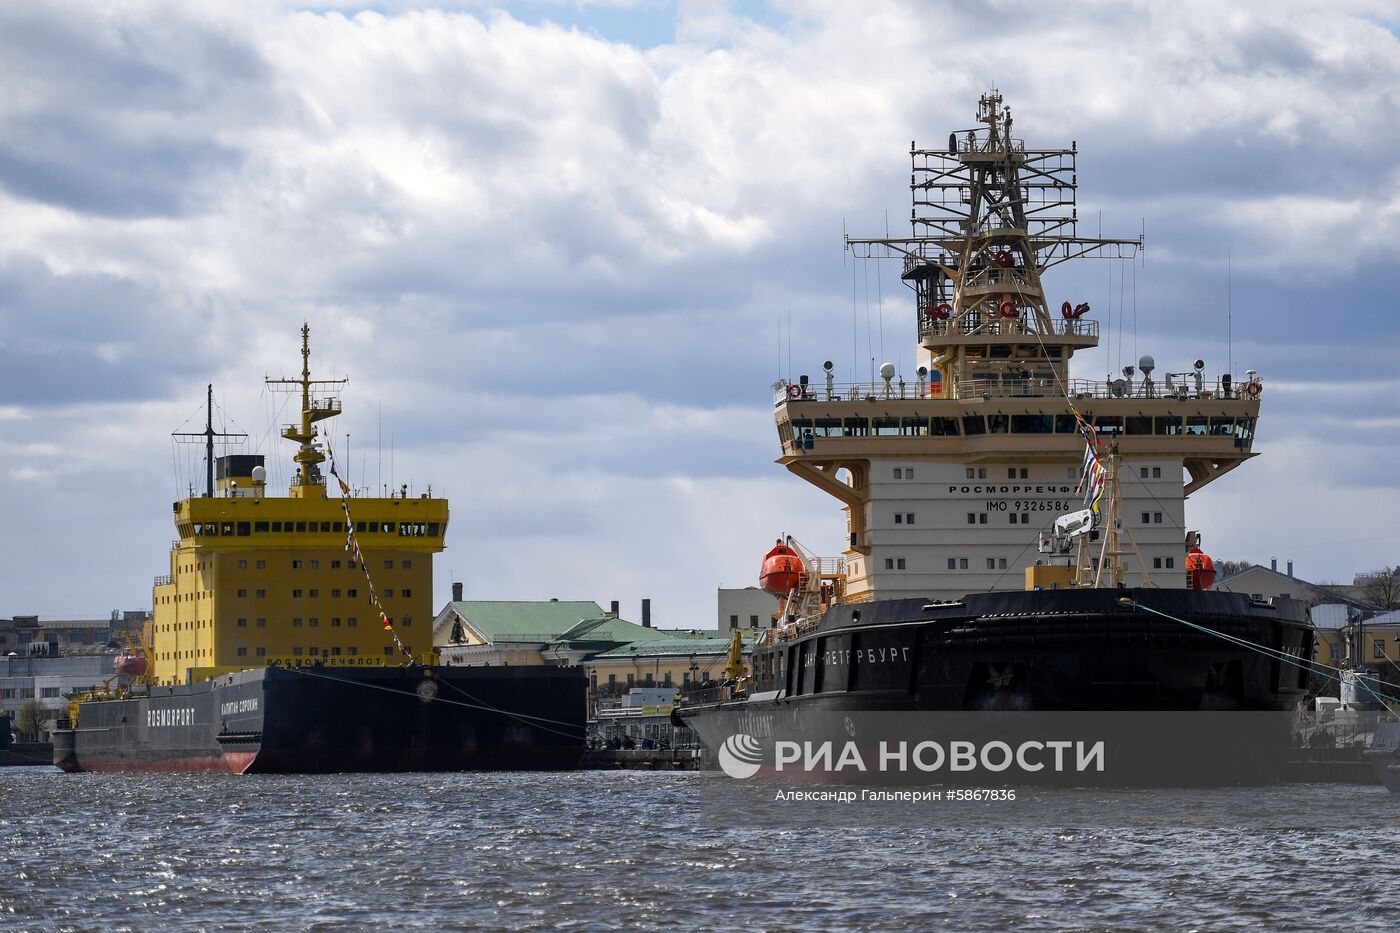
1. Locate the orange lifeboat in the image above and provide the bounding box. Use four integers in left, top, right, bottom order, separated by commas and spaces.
114, 654, 148, 678
760, 541, 805, 595
1185, 548, 1216, 590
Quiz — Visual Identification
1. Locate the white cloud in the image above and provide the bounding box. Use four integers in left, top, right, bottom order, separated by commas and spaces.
1, 0, 1398, 614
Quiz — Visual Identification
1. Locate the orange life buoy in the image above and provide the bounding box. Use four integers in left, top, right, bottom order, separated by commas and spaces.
1061, 301, 1073, 318
787, 384, 802, 399
1073, 302, 1090, 318
994, 250, 1014, 268
1245, 381, 1262, 398
930, 302, 952, 320
997, 300, 1019, 319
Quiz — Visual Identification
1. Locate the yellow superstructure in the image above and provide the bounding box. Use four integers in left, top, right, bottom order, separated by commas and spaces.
150, 326, 448, 684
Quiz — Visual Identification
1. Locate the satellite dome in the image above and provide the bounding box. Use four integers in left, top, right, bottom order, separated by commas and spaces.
1138, 355, 1155, 375
251, 465, 267, 483
879, 362, 896, 380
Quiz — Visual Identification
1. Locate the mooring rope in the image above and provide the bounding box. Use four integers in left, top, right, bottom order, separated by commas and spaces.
1122, 597, 1400, 713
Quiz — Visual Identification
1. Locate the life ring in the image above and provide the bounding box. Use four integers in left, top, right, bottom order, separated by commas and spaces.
786, 384, 802, 399
1245, 381, 1262, 398
1061, 301, 1073, 318
994, 250, 1014, 268
929, 302, 952, 320
1072, 302, 1090, 318
997, 300, 1019, 319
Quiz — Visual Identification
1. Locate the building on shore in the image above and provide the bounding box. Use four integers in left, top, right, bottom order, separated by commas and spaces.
431, 594, 667, 665
1211, 562, 1376, 611
431, 591, 733, 718
583, 634, 732, 693
717, 587, 779, 634
1, 611, 152, 657
592, 686, 694, 749
0, 655, 112, 739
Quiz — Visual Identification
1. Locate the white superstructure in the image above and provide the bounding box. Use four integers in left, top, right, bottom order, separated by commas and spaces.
775, 92, 1262, 603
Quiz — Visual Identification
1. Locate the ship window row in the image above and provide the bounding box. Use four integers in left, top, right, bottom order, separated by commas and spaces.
179, 521, 441, 539
789, 415, 1255, 440
1140, 512, 1164, 524
1152, 558, 1177, 569
266, 646, 360, 657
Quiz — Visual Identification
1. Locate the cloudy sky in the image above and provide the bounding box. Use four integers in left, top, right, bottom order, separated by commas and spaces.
2, 0, 1399, 623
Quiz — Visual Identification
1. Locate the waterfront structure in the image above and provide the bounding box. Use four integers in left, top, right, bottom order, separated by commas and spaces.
0, 655, 111, 736
583, 633, 732, 693
433, 598, 615, 664
0, 612, 150, 656
718, 587, 779, 634
1213, 563, 1376, 610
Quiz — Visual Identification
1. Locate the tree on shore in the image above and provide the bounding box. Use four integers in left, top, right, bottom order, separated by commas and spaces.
16, 699, 48, 741
1360, 567, 1400, 611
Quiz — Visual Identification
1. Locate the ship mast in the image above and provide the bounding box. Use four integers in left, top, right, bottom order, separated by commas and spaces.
847, 89, 1141, 394
266, 324, 346, 497
172, 384, 247, 498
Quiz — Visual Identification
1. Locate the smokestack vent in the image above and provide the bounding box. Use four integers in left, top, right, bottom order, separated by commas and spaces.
451, 581, 463, 602
609, 600, 619, 618
1271, 558, 1277, 572
642, 598, 651, 628
1287, 560, 1294, 578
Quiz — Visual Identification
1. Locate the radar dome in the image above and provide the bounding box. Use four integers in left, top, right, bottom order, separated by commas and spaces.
251, 465, 267, 484
879, 362, 896, 380
1138, 355, 1155, 375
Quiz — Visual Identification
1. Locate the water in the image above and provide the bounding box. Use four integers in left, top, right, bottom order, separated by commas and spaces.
3, 768, 1398, 931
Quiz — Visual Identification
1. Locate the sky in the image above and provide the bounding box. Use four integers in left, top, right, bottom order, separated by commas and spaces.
2, 0, 1399, 624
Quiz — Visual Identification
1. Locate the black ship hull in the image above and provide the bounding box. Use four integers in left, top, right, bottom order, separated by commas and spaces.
52, 664, 586, 773
679, 588, 1315, 786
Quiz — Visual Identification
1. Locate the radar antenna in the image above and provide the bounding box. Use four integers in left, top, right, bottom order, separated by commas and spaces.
172, 384, 247, 498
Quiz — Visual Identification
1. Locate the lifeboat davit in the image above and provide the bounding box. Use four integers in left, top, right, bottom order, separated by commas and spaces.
113, 654, 148, 678
760, 541, 805, 595
1185, 548, 1217, 590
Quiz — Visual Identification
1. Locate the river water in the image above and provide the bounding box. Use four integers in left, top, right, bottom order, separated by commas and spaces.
3, 768, 1398, 931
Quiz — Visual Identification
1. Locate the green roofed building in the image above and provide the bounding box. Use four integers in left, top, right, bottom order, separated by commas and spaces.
584, 633, 738, 693
432, 598, 668, 667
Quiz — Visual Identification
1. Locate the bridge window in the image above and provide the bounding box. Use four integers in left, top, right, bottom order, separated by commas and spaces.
813, 418, 843, 437
930, 417, 960, 436
873, 417, 900, 436
1236, 417, 1256, 442
1054, 415, 1078, 433
843, 418, 869, 437
901, 417, 929, 436
254, 522, 270, 533
1094, 417, 1124, 436
988, 415, 1008, 434
962, 416, 986, 436
1155, 417, 1181, 436
1126, 416, 1153, 435
1011, 415, 1052, 434
1185, 416, 1209, 436
1209, 417, 1235, 436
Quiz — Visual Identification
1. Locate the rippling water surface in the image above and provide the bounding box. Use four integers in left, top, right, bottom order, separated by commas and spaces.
3, 768, 1398, 931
